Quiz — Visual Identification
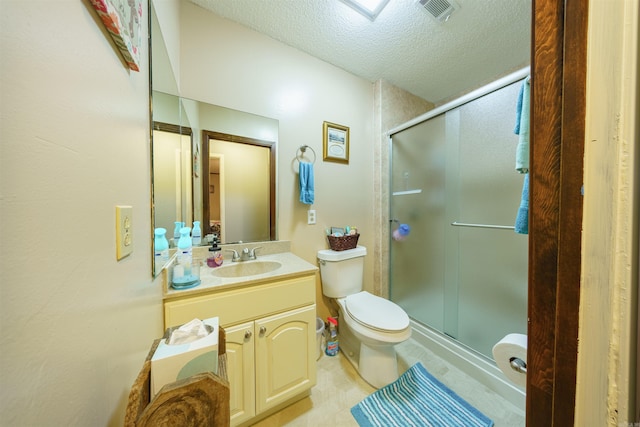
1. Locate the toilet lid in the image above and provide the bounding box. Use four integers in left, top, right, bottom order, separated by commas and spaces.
345, 291, 410, 332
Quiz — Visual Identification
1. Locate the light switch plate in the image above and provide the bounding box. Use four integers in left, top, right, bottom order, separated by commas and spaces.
116, 205, 133, 260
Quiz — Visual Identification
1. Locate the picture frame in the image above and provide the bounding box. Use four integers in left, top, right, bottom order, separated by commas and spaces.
322, 121, 350, 164
90, 0, 143, 72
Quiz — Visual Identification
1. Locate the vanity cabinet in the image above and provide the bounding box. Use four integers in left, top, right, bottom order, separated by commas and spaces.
225, 322, 255, 424
164, 274, 317, 427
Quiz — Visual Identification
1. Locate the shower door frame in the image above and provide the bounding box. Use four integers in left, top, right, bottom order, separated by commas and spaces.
527, 0, 587, 425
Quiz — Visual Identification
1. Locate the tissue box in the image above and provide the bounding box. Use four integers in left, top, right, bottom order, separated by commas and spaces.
150, 317, 219, 396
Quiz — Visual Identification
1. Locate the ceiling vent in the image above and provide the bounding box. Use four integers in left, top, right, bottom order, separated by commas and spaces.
418, 0, 459, 22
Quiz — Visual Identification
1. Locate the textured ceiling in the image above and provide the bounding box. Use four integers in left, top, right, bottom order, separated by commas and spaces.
188, 0, 531, 104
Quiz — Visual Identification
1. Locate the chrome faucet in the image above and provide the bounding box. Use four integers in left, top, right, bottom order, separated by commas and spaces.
249, 246, 262, 260
228, 246, 262, 262
226, 249, 241, 262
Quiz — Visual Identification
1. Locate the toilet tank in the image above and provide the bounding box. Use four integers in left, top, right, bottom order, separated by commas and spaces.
317, 246, 367, 298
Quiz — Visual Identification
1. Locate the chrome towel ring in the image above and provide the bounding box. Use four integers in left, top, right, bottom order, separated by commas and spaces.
295, 145, 316, 164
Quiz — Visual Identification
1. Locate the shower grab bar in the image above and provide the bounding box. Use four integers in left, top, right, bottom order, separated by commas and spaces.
451, 221, 515, 230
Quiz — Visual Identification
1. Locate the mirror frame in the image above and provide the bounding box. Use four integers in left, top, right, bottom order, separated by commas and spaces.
201, 130, 277, 241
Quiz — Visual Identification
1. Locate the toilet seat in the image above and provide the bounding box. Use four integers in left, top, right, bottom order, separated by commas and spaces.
345, 291, 410, 332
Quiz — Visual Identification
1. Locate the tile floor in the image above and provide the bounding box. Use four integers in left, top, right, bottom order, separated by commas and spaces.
254, 338, 525, 427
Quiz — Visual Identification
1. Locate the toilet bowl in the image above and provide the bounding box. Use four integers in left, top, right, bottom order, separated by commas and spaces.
317, 246, 411, 388
336, 291, 411, 388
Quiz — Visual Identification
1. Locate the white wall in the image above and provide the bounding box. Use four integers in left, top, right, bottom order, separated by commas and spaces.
179, 2, 375, 318
0, 1, 163, 425
576, 0, 639, 425
152, 0, 181, 93
0, 1, 375, 423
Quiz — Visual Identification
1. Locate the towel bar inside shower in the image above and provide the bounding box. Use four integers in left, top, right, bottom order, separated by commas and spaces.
451, 221, 515, 230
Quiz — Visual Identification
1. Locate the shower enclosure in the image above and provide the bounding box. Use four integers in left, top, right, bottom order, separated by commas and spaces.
389, 69, 529, 361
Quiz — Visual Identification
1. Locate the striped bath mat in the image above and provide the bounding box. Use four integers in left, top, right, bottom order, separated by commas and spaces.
351, 362, 494, 427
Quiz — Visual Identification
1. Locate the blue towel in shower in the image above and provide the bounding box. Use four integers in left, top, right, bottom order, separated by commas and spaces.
299, 161, 314, 205
515, 76, 530, 174
515, 173, 529, 234
514, 83, 524, 134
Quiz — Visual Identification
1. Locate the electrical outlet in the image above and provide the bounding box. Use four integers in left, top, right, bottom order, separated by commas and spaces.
307, 209, 316, 225
116, 205, 133, 260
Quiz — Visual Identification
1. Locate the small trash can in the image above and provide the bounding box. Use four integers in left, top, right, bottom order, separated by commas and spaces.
316, 317, 325, 360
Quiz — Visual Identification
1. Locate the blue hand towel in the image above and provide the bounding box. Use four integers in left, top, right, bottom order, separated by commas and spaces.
299, 161, 314, 205
514, 82, 524, 134
515, 173, 529, 234
515, 76, 531, 174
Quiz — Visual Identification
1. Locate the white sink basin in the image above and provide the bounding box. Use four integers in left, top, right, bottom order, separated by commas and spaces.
211, 260, 282, 278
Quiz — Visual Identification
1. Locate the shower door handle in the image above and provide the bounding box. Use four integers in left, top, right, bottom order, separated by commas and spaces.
451, 221, 515, 230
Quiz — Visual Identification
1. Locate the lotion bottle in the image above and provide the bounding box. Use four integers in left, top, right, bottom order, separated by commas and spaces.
173, 221, 182, 247
192, 221, 202, 246
154, 228, 169, 266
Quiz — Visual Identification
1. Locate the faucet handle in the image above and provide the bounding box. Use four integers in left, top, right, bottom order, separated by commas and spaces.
226, 249, 240, 262
249, 246, 262, 260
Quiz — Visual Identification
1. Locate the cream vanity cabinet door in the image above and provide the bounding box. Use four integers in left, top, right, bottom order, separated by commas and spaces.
163, 274, 317, 426
255, 305, 317, 414
225, 321, 256, 426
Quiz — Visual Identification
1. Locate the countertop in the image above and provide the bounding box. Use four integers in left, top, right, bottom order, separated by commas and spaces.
163, 243, 318, 300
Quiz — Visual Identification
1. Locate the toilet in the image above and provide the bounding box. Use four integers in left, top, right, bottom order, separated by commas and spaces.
317, 246, 411, 388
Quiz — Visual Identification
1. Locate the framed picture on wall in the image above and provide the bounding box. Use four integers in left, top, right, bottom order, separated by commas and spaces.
322, 121, 350, 164
90, 0, 143, 71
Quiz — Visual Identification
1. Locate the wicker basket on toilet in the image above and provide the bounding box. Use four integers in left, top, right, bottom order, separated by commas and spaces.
327, 234, 360, 251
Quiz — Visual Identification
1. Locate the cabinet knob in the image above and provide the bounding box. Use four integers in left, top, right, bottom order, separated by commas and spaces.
244, 330, 252, 339
259, 326, 267, 335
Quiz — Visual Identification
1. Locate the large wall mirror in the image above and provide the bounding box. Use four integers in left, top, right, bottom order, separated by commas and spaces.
150, 2, 279, 276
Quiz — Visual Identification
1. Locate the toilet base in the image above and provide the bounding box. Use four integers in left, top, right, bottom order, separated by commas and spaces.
338, 318, 401, 389
358, 343, 400, 388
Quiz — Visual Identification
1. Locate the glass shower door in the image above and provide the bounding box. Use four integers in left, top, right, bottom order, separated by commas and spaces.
390, 112, 448, 332
390, 80, 528, 359
453, 82, 528, 357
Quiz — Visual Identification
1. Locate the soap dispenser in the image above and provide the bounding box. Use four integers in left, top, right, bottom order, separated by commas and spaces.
207, 234, 223, 268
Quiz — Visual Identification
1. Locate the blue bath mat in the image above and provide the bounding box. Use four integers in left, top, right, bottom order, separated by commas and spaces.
351, 362, 494, 427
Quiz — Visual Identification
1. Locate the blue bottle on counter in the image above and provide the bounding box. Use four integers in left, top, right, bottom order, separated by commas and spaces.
172, 227, 201, 289
173, 221, 182, 247
192, 221, 202, 246
154, 227, 169, 266
177, 227, 193, 276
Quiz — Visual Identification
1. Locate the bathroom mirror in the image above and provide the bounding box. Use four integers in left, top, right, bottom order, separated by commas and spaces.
150, 3, 278, 277
152, 91, 278, 239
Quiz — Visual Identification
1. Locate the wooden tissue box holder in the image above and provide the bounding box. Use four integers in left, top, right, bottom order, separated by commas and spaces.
125, 327, 229, 427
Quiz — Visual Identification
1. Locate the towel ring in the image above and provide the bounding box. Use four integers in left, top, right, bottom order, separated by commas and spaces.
296, 145, 316, 164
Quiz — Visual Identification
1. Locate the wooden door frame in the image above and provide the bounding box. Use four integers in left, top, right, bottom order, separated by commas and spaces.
201, 130, 277, 241
528, 0, 588, 425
